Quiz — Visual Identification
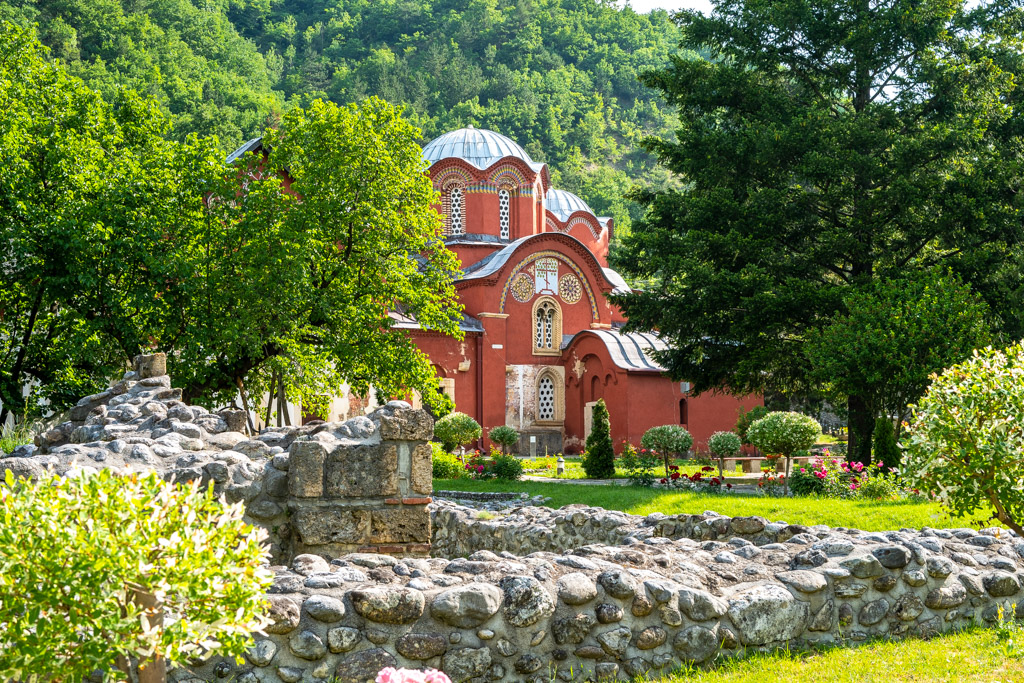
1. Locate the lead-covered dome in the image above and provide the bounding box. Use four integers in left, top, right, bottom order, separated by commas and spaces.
423, 126, 537, 170
545, 188, 595, 221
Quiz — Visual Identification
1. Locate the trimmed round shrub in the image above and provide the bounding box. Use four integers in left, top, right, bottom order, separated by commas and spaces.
488, 425, 520, 454
735, 405, 768, 445
431, 442, 464, 479
903, 343, 1024, 535
492, 453, 524, 481
582, 399, 615, 479
641, 424, 694, 477
707, 431, 742, 458
0, 469, 271, 680
434, 411, 482, 453
747, 411, 821, 494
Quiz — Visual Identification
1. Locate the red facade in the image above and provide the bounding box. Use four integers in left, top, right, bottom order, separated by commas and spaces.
411, 127, 762, 454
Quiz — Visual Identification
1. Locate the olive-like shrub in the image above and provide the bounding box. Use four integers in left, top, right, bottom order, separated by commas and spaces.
903, 343, 1024, 535
488, 425, 520, 455
707, 430, 743, 480
0, 469, 272, 682
641, 424, 694, 478
433, 411, 481, 454
747, 411, 821, 495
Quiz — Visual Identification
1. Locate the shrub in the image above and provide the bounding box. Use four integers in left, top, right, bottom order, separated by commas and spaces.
873, 417, 901, 472
488, 425, 519, 454
620, 443, 660, 487
582, 399, 615, 478
0, 469, 271, 681
707, 430, 742, 479
735, 405, 768, 445
790, 467, 825, 496
434, 412, 481, 453
641, 424, 694, 477
747, 411, 821, 495
492, 452, 524, 481
903, 343, 1024, 535
431, 442, 464, 479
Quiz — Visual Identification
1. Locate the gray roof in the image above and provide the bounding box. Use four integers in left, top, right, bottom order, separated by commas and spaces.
390, 310, 484, 334
545, 188, 594, 220
602, 267, 632, 295
567, 329, 669, 372
422, 126, 545, 172
226, 137, 263, 164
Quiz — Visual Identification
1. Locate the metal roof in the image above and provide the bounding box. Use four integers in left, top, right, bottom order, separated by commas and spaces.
422, 126, 544, 172
390, 310, 484, 333
568, 329, 669, 372
226, 137, 263, 164
545, 188, 594, 220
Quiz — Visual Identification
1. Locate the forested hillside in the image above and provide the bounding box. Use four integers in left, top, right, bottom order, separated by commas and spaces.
0, 0, 692, 230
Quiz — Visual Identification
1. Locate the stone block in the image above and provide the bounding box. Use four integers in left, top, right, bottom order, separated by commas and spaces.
291, 508, 370, 546
218, 409, 247, 433
288, 440, 327, 498
324, 443, 398, 498
370, 506, 431, 544
375, 403, 434, 441
410, 442, 433, 495
134, 353, 167, 379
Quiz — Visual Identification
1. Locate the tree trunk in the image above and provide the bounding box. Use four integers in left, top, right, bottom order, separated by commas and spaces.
116, 589, 166, 683
847, 394, 874, 465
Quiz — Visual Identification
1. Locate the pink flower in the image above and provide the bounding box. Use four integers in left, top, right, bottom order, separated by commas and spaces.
377, 669, 452, 683
477, 465, 484, 473
425, 672, 453, 683
800, 468, 806, 473
877, 462, 884, 468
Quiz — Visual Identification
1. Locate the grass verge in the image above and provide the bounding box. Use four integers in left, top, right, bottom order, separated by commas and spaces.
658, 627, 1024, 682
434, 478, 996, 531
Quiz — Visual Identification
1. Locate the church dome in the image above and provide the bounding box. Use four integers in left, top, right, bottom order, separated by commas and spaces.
422, 126, 536, 170
545, 188, 595, 221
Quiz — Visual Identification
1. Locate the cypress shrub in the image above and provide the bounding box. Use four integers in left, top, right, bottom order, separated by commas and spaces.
582, 399, 615, 479
873, 417, 901, 471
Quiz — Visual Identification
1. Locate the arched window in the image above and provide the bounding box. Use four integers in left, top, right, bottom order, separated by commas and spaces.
538, 376, 555, 421
498, 188, 511, 239
448, 186, 465, 235
679, 398, 688, 425
532, 297, 561, 355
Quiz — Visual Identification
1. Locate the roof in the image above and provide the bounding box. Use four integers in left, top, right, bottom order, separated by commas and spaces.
422, 126, 545, 172
389, 310, 484, 334
227, 137, 263, 164
545, 188, 594, 220
566, 329, 669, 372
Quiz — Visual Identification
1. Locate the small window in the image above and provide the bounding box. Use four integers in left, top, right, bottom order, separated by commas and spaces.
449, 186, 465, 235
538, 376, 555, 420
498, 189, 510, 239
679, 398, 688, 425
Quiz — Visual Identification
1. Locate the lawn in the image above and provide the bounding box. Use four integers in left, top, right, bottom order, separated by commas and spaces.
434, 478, 996, 531
519, 456, 748, 480
659, 627, 1024, 682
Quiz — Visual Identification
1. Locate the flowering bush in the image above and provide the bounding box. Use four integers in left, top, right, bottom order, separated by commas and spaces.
659, 465, 733, 493
619, 443, 660, 487
747, 411, 821, 495
794, 450, 911, 500
756, 469, 786, 496
378, 667, 452, 683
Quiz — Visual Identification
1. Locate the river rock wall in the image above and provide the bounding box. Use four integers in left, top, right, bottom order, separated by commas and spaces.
183, 512, 1024, 683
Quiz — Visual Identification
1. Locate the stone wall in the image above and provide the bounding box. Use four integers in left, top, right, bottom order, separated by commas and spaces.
184, 510, 1024, 683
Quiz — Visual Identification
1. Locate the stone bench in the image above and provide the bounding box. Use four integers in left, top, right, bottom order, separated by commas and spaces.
722, 455, 818, 473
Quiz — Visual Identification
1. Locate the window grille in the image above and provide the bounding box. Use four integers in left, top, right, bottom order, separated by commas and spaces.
449, 187, 464, 235
499, 189, 510, 239
538, 376, 555, 420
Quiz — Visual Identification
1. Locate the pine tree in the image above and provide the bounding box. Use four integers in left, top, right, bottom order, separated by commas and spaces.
583, 399, 615, 479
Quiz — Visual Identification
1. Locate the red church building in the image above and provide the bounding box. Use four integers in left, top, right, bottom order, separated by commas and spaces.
227, 127, 760, 454
401, 126, 760, 455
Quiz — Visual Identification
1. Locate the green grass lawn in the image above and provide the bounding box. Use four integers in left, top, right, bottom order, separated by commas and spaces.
658, 628, 1024, 682
434, 478, 996, 531
519, 456, 748, 480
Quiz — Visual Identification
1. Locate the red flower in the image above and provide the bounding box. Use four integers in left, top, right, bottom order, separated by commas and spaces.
660, 478, 667, 484
701, 466, 714, 472
711, 477, 720, 485
726, 483, 733, 490
670, 472, 680, 480
669, 465, 679, 471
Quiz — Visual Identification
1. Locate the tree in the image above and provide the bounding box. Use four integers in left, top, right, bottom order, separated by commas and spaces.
434, 412, 482, 454
735, 405, 768, 446
805, 269, 991, 436
747, 412, 820, 495
488, 425, 519, 455
903, 343, 1024, 535
873, 417, 901, 473
0, 469, 271, 681
611, 0, 1024, 466
707, 430, 742, 481
641, 424, 694, 478
582, 399, 615, 479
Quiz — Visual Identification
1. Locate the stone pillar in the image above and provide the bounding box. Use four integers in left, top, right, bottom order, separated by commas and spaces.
134, 353, 167, 379
286, 402, 434, 559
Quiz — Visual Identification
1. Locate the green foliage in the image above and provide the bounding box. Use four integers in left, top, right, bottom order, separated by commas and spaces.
492, 452, 524, 481
748, 413, 821, 458
0, 469, 272, 680
707, 431, 742, 459
619, 443, 660, 487
873, 418, 901, 472
641, 424, 694, 477
582, 399, 615, 479
611, 0, 1024, 466
806, 269, 992, 428
434, 412, 482, 453
431, 441, 465, 479
904, 343, 1024, 536
0, 421, 35, 454
790, 468, 825, 497
488, 425, 520, 454
735, 406, 768, 445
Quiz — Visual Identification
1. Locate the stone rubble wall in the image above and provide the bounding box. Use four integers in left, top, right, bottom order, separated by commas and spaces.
5, 353, 434, 562
183, 513, 1024, 683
